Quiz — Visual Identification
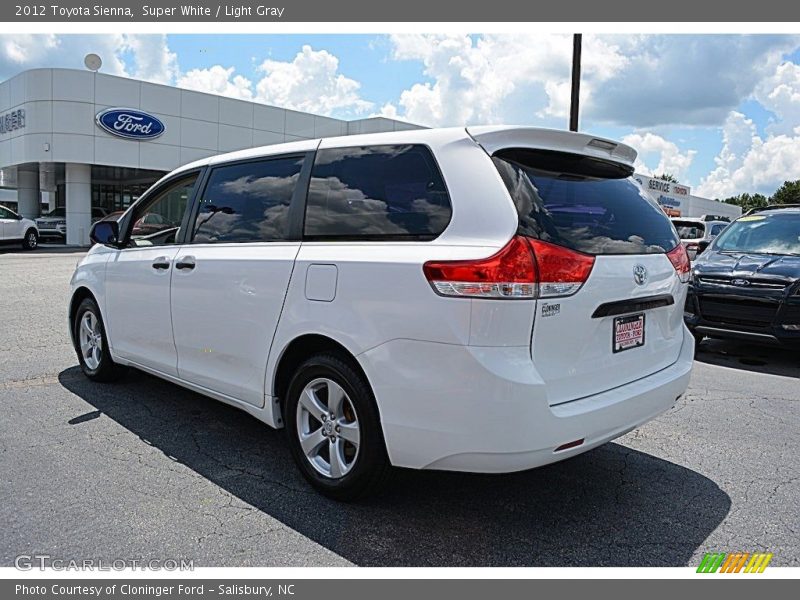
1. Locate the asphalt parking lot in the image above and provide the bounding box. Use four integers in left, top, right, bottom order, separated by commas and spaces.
1, 248, 798, 567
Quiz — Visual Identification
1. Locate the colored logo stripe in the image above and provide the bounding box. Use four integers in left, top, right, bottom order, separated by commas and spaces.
697, 552, 773, 573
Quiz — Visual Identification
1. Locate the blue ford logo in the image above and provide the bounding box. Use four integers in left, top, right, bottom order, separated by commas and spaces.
731, 278, 750, 286
95, 108, 165, 140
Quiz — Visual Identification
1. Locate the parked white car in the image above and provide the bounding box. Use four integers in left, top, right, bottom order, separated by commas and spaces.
0, 205, 39, 250
69, 126, 694, 499
671, 215, 731, 260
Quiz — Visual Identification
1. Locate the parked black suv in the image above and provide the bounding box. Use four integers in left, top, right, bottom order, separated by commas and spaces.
685, 205, 800, 347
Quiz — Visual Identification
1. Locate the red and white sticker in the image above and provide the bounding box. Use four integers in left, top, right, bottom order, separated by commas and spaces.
613, 313, 645, 353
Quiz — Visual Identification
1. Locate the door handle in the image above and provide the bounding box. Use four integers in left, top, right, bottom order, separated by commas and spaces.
175, 256, 196, 270
151, 257, 170, 270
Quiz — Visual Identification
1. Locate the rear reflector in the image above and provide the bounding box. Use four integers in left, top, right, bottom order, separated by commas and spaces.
554, 438, 585, 452
667, 244, 691, 283
423, 236, 595, 299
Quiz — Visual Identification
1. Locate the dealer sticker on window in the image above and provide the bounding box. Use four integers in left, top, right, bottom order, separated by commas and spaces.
613, 313, 645, 353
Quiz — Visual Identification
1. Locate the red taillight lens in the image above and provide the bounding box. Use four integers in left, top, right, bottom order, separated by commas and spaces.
667, 244, 691, 283
423, 236, 537, 299
528, 239, 595, 298
422, 236, 595, 299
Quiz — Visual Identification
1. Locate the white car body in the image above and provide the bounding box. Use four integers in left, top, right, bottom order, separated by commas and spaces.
671, 217, 731, 260
69, 126, 694, 476
0, 205, 38, 248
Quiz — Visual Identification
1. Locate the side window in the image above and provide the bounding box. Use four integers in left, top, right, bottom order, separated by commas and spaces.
304, 144, 452, 240
191, 156, 303, 244
127, 174, 198, 248
0, 206, 14, 219
710, 224, 725, 236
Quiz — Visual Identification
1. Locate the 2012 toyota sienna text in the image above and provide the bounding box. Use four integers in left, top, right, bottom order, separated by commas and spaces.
69, 126, 694, 500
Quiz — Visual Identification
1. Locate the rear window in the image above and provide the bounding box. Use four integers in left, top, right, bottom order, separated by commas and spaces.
672, 220, 706, 239
304, 144, 452, 240
493, 149, 680, 255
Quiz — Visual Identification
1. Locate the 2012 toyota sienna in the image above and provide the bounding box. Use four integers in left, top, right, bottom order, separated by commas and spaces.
69, 126, 694, 500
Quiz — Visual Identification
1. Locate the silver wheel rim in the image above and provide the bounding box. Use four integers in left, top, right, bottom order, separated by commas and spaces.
27, 232, 37, 248
296, 377, 361, 479
79, 311, 103, 371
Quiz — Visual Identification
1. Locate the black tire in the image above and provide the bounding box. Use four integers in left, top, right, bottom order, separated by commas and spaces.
72, 297, 124, 382
21, 228, 38, 250
284, 353, 390, 501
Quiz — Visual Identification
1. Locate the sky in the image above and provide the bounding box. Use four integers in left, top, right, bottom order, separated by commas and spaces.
2, 33, 800, 199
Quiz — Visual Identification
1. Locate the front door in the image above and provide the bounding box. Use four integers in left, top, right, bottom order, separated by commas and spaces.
0, 206, 22, 240
104, 173, 200, 376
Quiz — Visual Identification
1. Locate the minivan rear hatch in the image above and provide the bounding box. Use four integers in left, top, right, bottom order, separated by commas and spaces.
470, 127, 687, 406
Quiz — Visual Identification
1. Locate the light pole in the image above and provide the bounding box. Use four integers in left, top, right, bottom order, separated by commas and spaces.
569, 34, 582, 132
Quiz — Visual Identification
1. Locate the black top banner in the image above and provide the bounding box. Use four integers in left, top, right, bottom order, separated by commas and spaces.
2, 0, 800, 22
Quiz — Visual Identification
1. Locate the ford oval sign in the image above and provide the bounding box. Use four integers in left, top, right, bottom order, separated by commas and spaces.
95, 108, 165, 140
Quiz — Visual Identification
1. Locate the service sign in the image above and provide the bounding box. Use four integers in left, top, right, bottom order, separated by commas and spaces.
95, 108, 165, 140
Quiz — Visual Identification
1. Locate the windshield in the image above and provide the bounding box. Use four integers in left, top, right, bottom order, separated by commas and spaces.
713, 213, 800, 255
672, 220, 705, 240
46, 208, 65, 217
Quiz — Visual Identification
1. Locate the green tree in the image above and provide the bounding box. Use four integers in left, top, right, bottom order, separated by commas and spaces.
723, 193, 769, 212
657, 173, 678, 183
770, 180, 800, 205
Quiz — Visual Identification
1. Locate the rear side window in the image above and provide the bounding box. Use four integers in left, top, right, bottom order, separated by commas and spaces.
673, 220, 706, 239
493, 149, 679, 255
192, 156, 303, 243
304, 144, 451, 240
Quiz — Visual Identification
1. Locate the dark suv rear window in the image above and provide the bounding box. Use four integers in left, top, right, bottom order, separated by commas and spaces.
493, 149, 679, 255
304, 144, 451, 240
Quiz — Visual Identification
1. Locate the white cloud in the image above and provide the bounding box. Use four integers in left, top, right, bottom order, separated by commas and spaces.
123, 34, 178, 85
696, 111, 800, 198
254, 45, 372, 116
0, 33, 179, 86
0, 34, 129, 78
622, 132, 697, 181
587, 35, 798, 127
385, 34, 627, 127
385, 34, 799, 130
177, 65, 253, 100
755, 60, 800, 135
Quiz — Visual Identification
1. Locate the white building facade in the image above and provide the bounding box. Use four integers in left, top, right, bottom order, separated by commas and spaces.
0, 68, 420, 245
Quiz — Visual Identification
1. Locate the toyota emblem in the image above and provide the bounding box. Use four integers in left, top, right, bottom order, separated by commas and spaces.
633, 264, 648, 285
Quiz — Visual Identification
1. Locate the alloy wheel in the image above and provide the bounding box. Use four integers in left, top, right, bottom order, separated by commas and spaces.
79, 311, 103, 370
295, 377, 361, 479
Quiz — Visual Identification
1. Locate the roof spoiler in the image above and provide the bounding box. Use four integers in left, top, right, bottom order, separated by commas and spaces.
466, 126, 637, 168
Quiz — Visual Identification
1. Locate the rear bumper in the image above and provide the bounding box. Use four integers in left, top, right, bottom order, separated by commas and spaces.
360, 325, 694, 473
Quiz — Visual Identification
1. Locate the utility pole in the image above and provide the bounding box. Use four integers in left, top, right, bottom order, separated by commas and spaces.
569, 33, 582, 132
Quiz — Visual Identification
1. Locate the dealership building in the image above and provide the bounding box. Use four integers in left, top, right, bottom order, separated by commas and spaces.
0, 67, 420, 245
634, 173, 741, 221
1, 67, 740, 246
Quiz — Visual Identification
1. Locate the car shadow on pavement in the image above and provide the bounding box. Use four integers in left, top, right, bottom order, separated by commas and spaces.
695, 338, 800, 378
58, 366, 730, 567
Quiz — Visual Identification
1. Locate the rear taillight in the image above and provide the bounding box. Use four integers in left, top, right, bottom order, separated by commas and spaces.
422, 236, 537, 299
529, 239, 595, 298
422, 236, 595, 299
667, 244, 691, 283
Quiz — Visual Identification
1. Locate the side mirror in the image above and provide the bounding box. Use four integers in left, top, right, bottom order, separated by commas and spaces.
16, 213, 23, 220
696, 240, 711, 255
90, 220, 120, 247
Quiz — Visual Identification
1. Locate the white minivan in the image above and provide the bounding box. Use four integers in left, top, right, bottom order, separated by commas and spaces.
69, 126, 694, 499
